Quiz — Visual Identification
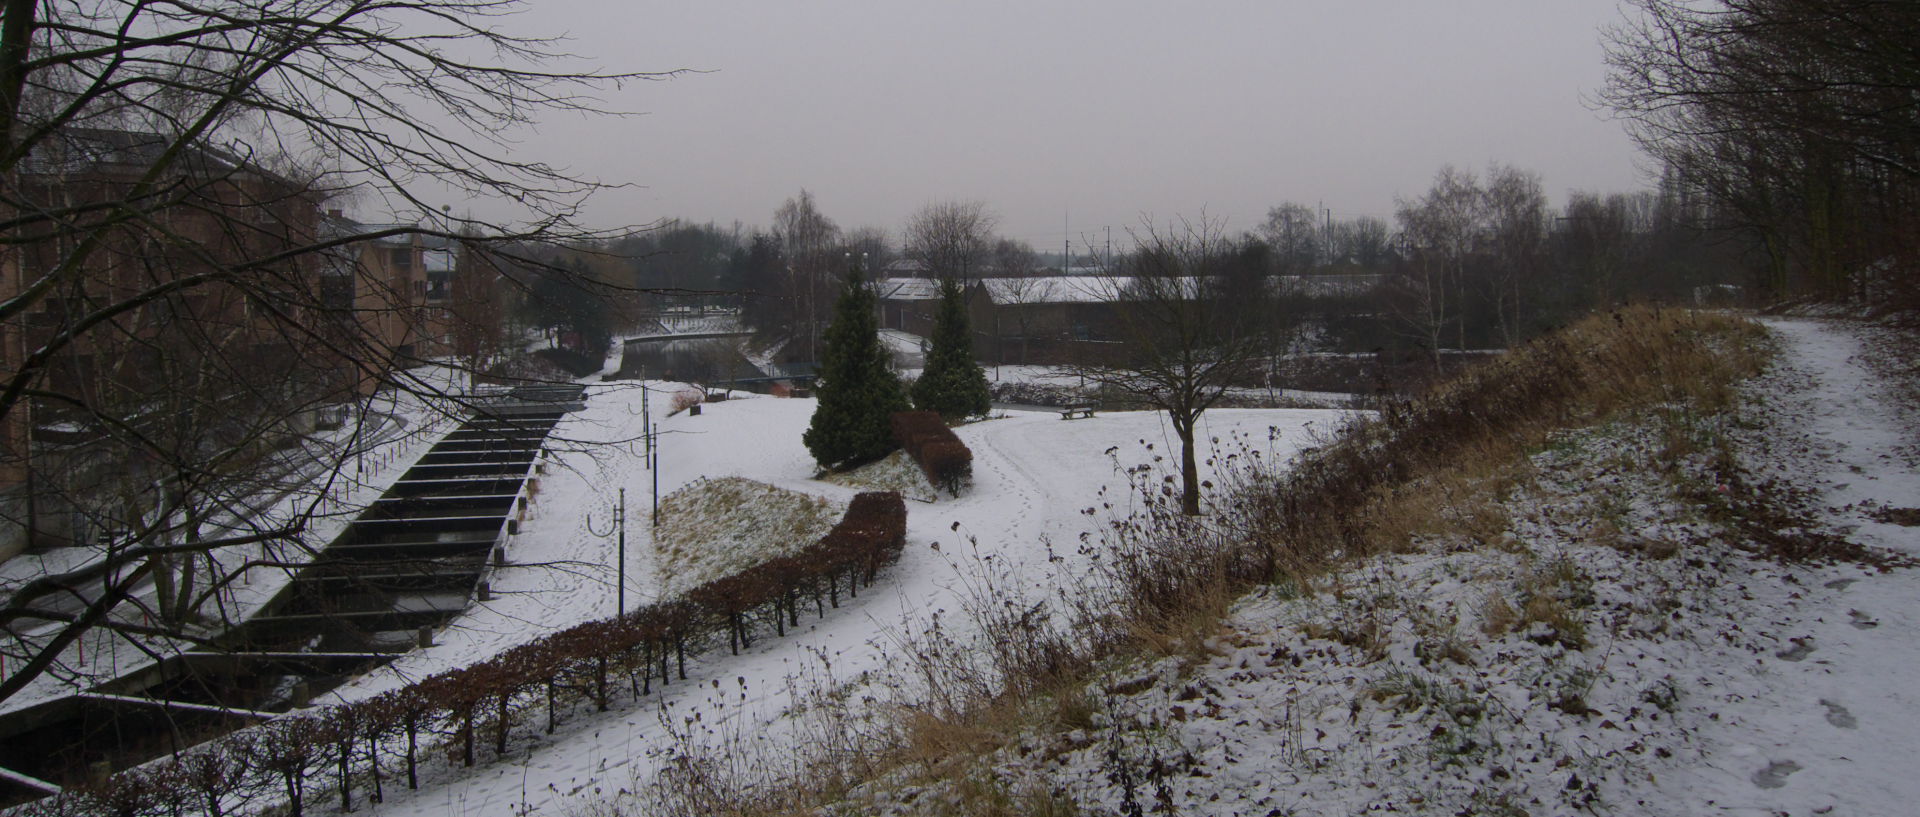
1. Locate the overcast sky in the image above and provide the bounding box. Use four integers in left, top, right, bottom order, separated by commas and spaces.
524, 1, 1646, 249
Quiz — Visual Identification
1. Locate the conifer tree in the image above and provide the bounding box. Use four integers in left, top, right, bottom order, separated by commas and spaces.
804, 267, 910, 469
911, 278, 993, 420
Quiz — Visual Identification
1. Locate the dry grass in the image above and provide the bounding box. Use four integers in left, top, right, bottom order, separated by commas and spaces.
823, 450, 937, 501
606, 308, 1787, 815
653, 476, 839, 594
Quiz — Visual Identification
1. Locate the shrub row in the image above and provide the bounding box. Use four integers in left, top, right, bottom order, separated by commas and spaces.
17, 492, 909, 817
890, 411, 972, 495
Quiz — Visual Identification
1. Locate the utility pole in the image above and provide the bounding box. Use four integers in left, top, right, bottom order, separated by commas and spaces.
616, 489, 626, 616
650, 421, 660, 527
1323, 203, 1333, 267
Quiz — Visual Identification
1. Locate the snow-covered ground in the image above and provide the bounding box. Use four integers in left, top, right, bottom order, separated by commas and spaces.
847, 316, 1920, 817
1642, 318, 1920, 814
310, 382, 1350, 815
19, 315, 1914, 816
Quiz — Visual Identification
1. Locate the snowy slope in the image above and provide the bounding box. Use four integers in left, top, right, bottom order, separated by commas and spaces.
315, 388, 1349, 815
837, 316, 1920, 817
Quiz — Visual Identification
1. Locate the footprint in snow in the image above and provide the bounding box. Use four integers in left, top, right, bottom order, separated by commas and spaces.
1752, 760, 1802, 789
1849, 609, 1880, 630
1775, 637, 1816, 661
1819, 699, 1857, 729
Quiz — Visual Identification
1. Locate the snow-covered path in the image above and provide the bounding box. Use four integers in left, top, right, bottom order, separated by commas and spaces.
333, 398, 1347, 817
1650, 318, 1920, 815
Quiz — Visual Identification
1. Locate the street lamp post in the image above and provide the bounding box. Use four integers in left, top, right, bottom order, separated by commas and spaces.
586, 488, 628, 616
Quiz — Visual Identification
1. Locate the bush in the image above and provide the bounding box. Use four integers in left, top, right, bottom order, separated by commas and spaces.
670, 388, 704, 414
889, 411, 973, 496
919, 440, 973, 495
889, 411, 945, 459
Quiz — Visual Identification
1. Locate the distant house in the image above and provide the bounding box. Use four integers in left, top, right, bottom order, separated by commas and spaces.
872, 272, 1386, 366
872, 274, 1127, 365
316, 214, 471, 391
874, 277, 991, 338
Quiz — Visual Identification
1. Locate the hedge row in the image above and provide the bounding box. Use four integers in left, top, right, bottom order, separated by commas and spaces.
889, 411, 972, 495
17, 492, 908, 817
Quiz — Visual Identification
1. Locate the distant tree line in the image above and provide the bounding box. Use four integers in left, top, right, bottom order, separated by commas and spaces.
1603, 0, 1920, 306
549, 163, 1773, 371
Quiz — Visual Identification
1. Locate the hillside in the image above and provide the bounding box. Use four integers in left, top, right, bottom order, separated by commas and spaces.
632, 310, 1919, 817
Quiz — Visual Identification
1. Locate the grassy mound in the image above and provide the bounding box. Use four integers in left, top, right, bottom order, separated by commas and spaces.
825, 449, 937, 501
652, 476, 839, 594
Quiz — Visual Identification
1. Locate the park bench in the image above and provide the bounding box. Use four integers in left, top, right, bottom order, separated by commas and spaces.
1059, 404, 1096, 420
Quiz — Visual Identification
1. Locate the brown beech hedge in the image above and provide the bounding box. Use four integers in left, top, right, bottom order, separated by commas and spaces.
889, 411, 972, 495
17, 492, 908, 817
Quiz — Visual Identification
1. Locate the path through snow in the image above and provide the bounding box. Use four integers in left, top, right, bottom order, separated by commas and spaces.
1648, 318, 1920, 815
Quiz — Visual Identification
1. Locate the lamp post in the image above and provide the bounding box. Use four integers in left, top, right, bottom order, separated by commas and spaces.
586, 488, 627, 616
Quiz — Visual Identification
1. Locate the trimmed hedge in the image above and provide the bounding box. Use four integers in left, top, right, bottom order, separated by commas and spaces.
17, 492, 909, 817
889, 411, 972, 495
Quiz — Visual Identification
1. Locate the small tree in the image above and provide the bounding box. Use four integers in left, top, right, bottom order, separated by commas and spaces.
904, 200, 996, 282
804, 267, 909, 469
1071, 216, 1271, 516
911, 278, 992, 420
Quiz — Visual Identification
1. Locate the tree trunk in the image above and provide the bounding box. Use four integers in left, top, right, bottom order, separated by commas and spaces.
338, 733, 352, 812
1175, 414, 1200, 516
405, 712, 418, 789
151, 553, 178, 623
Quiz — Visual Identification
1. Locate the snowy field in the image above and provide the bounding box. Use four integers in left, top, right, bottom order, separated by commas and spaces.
311, 383, 1352, 815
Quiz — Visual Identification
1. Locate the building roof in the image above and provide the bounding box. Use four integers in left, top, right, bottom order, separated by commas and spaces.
877, 272, 1385, 306
16, 127, 307, 191
874, 277, 943, 301
982, 276, 1128, 304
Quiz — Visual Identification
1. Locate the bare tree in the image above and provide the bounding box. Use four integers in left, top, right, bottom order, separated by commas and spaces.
1072, 217, 1270, 516
0, 0, 671, 706
904, 200, 995, 283
1260, 202, 1322, 273
1601, 0, 1920, 300
839, 225, 895, 274
447, 238, 517, 390
771, 189, 840, 362
1392, 166, 1484, 367
1481, 164, 1547, 346
1329, 216, 1392, 269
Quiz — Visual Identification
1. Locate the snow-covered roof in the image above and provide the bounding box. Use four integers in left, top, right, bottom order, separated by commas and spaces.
875, 275, 1129, 304
983, 276, 1130, 304
874, 278, 942, 301
1273, 273, 1385, 298
877, 273, 1380, 306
